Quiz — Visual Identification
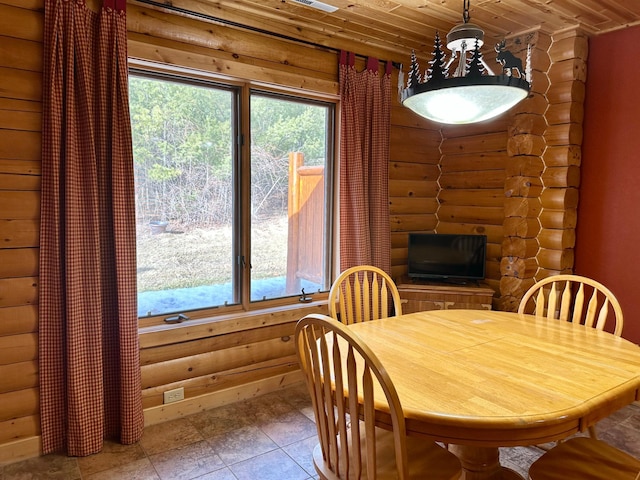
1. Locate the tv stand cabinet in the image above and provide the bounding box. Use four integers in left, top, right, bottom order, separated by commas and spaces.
395, 277, 494, 313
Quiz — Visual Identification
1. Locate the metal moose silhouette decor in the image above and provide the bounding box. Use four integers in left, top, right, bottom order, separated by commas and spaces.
495, 39, 525, 78
400, 0, 532, 124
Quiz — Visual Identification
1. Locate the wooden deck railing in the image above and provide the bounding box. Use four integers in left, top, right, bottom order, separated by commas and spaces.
286, 152, 325, 294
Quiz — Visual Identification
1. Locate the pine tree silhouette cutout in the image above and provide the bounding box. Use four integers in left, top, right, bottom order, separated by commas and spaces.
427, 32, 447, 83
467, 38, 485, 78
407, 50, 422, 87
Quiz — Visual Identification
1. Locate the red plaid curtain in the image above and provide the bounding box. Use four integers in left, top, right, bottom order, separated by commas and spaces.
40, 0, 143, 456
338, 52, 392, 273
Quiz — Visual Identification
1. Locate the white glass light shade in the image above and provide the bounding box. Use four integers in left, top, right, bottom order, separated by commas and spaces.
402, 76, 529, 124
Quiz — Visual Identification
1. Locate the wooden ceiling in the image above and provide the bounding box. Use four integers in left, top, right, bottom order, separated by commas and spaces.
133, 0, 640, 62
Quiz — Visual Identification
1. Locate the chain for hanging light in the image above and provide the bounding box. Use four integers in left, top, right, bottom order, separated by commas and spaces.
462, 0, 470, 23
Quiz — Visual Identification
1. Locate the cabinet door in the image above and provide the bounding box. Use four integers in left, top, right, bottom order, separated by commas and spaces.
444, 301, 491, 310
402, 299, 445, 314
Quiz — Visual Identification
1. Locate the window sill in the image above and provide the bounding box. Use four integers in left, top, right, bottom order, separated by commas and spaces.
138, 299, 329, 348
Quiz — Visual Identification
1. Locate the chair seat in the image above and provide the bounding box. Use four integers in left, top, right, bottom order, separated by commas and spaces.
528, 437, 640, 480
313, 426, 461, 480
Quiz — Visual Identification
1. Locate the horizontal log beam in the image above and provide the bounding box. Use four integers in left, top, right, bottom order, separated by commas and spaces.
548, 35, 588, 63
543, 145, 581, 167
439, 170, 506, 189
0, 130, 42, 162
502, 237, 539, 258
142, 357, 298, 409
503, 217, 541, 239
540, 188, 579, 209
0, 305, 38, 336
0, 388, 38, 423
0, 174, 40, 191
500, 256, 538, 278
389, 161, 439, 181
390, 127, 441, 160
546, 102, 584, 126
545, 123, 583, 146
504, 176, 543, 198
539, 208, 577, 229
538, 228, 576, 250
440, 152, 507, 172
438, 189, 505, 207
0, 414, 39, 444
0, 333, 37, 365
140, 322, 294, 365
141, 336, 296, 389
542, 166, 580, 188
438, 205, 504, 225
505, 157, 545, 177
548, 58, 587, 83
509, 113, 546, 136
0, 248, 38, 278
0, 277, 38, 308
546, 80, 585, 105
435, 223, 504, 244
0, 360, 38, 394
390, 214, 437, 232
507, 134, 546, 157
537, 247, 575, 271
499, 276, 536, 299
504, 197, 542, 218
388, 179, 438, 198
389, 196, 438, 215
440, 132, 507, 156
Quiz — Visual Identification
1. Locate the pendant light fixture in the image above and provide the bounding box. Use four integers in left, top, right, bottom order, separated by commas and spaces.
400, 0, 531, 124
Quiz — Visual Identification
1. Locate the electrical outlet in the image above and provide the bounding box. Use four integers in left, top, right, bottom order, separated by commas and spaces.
163, 387, 184, 404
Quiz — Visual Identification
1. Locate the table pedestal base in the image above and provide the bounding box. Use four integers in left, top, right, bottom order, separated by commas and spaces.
449, 445, 525, 480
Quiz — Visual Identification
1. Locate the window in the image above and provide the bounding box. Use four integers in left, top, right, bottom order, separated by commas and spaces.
129, 72, 334, 319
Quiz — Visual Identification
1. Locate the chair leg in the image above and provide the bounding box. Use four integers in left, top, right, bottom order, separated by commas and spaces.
588, 425, 598, 439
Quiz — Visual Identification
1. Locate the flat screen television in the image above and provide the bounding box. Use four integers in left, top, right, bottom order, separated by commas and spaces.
407, 233, 487, 281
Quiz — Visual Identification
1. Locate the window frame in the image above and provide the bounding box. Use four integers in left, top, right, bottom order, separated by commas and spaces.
129, 64, 337, 328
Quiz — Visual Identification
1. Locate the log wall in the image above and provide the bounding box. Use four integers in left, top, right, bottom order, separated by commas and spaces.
497, 29, 586, 310
389, 105, 441, 279
0, 0, 44, 464
0, 0, 587, 464
498, 31, 550, 309
437, 119, 510, 295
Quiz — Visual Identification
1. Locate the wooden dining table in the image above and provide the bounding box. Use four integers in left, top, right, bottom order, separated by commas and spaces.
347, 309, 640, 480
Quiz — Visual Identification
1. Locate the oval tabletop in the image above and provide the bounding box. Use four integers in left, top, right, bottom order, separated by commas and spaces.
348, 309, 640, 446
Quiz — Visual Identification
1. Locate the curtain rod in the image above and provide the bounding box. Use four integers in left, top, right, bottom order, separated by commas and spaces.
134, 0, 401, 69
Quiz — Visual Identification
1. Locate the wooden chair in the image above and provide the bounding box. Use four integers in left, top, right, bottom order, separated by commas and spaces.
518, 274, 623, 440
329, 265, 403, 324
518, 274, 623, 335
295, 313, 462, 480
528, 437, 640, 480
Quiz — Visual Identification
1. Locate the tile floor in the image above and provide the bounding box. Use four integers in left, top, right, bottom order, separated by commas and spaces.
1, 383, 639, 480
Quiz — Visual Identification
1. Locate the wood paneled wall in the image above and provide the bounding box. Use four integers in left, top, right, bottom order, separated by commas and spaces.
0, 0, 587, 464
